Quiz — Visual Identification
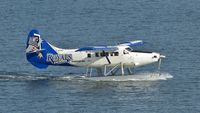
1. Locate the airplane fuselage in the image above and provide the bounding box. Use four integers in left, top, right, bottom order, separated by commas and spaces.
48, 46, 161, 68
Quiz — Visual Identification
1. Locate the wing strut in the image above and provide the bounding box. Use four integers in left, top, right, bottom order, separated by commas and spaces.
103, 51, 111, 64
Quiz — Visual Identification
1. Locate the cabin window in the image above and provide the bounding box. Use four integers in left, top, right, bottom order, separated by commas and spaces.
95, 52, 99, 57
110, 52, 114, 56
100, 52, 109, 57
114, 52, 119, 56
105, 52, 109, 56
100, 52, 105, 57
87, 53, 91, 58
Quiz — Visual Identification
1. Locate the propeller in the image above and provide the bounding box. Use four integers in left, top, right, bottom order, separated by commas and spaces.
158, 55, 166, 76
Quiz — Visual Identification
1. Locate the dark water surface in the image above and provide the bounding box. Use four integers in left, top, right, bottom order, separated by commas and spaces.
0, 0, 200, 113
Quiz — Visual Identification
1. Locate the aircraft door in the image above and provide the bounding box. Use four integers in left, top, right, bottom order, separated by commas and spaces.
123, 49, 132, 64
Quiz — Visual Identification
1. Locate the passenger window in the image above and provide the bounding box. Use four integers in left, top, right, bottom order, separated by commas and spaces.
87, 54, 91, 58
110, 52, 114, 56
114, 52, 119, 56
100, 52, 105, 57
105, 52, 109, 56
95, 52, 99, 57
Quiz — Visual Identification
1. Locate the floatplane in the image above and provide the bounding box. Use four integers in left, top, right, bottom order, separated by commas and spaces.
26, 29, 166, 80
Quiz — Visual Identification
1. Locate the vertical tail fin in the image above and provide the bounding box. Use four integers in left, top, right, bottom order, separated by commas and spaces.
26, 29, 57, 69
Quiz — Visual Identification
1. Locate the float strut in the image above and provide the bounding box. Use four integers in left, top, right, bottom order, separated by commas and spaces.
121, 63, 124, 75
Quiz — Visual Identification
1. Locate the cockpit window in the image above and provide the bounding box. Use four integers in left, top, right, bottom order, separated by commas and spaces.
125, 47, 153, 53
125, 47, 133, 52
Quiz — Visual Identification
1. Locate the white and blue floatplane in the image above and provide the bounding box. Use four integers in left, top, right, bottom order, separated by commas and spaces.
26, 29, 166, 79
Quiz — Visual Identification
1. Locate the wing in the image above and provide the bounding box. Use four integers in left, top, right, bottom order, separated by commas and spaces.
76, 40, 143, 52
75, 46, 118, 52
119, 40, 144, 47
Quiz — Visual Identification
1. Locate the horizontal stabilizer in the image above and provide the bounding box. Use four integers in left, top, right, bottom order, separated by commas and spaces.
26, 49, 45, 54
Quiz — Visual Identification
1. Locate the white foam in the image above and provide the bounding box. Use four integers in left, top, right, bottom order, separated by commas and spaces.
80, 72, 173, 81
0, 72, 173, 82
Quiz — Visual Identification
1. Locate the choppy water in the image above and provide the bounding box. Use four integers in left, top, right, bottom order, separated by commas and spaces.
0, 0, 200, 113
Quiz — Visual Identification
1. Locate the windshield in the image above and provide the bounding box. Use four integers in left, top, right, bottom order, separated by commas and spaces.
125, 47, 152, 53
125, 47, 133, 52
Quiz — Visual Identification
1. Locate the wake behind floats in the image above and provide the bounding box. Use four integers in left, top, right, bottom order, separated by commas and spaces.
26, 29, 166, 77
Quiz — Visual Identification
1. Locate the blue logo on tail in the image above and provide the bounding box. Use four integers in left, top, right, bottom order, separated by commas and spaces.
26, 29, 57, 69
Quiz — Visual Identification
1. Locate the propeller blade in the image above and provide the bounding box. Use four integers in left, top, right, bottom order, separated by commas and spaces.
158, 58, 162, 71
160, 55, 166, 58
158, 57, 163, 76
